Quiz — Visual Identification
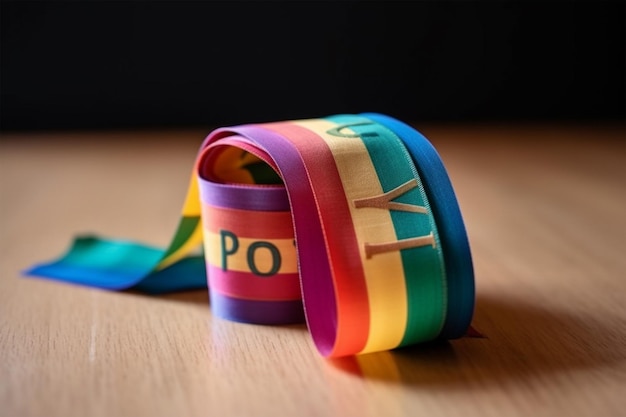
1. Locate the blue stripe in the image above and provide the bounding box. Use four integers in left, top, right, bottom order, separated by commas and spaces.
211, 291, 305, 324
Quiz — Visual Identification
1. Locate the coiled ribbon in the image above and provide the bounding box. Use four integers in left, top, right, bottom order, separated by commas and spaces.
26, 113, 474, 357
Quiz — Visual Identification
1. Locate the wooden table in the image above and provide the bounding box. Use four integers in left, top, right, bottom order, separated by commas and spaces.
1, 123, 625, 417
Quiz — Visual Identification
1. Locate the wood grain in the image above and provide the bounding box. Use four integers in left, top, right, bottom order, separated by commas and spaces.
1, 124, 625, 417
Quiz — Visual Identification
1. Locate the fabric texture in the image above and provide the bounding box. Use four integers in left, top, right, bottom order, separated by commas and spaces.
25, 113, 475, 357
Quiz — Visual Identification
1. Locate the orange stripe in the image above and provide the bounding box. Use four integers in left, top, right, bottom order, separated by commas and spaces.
202, 204, 295, 240
296, 119, 410, 354
264, 122, 370, 357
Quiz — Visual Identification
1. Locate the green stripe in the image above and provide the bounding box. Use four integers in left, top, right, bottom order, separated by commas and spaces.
326, 115, 447, 346
161, 215, 201, 260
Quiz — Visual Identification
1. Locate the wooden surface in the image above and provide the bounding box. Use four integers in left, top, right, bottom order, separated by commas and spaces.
1, 124, 625, 417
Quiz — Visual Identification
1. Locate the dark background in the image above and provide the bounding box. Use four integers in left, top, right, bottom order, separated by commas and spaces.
1, 1, 624, 131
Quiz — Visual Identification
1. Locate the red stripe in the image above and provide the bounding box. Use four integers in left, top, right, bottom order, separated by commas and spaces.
207, 264, 301, 301
264, 122, 370, 357
202, 204, 295, 239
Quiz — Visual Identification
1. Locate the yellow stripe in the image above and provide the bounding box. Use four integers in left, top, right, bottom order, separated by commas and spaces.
291, 119, 408, 353
157, 225, 204, 270
204, 231, 298, 275
182, 174, 202, 217
154, 174, 204, 270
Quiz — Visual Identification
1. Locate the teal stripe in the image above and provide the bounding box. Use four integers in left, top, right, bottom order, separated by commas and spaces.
24, 236, 164, 290
325, 115, 447, 346
25, 235, 207, 293
362, 113, 474, 339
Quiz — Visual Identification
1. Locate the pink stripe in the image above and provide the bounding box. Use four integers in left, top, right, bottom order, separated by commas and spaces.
207, 264, 301, 301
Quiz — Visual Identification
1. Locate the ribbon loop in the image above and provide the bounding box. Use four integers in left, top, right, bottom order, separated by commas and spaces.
25, 113, 475, 357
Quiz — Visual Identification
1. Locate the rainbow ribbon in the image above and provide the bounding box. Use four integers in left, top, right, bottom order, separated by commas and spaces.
26, 113, 474, 357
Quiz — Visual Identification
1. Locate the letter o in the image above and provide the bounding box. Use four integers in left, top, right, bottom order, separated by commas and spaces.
247, 241, 281, 276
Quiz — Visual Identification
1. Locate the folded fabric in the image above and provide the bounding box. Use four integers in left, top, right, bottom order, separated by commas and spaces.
26, 113, 474, 357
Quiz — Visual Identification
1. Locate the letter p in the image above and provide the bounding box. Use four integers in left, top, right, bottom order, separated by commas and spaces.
220, 230, 239, 271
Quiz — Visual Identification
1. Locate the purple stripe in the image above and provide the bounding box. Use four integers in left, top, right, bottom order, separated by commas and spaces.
210, 290, 305, 324
199, 126, 338, 355
198, 178, 290, 211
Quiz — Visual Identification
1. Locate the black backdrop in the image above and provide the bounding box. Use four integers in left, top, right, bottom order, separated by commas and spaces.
1, 1, 624, 131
